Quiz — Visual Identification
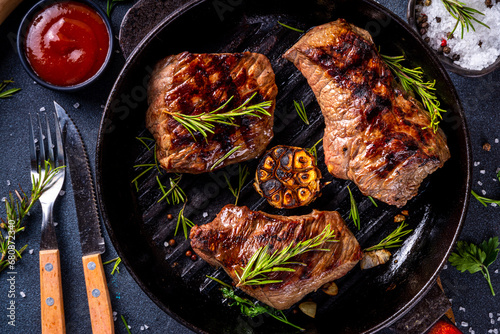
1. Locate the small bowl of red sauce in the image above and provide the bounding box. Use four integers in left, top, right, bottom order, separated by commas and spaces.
17, 0, 113, 91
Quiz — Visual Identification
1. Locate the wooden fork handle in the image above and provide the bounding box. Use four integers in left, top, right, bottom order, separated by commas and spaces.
82, 253, 115, 334
40, 249, 66, 334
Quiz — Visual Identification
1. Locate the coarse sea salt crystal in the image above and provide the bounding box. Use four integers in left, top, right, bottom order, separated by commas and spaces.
73, 103, 80, 109
495, 269, 499, 274
496, 138, 499, 144
40, 107, 45, 112
478, 181, 483, 186
6, 180, 10, 186
144, 324, 149, 329
491, 313, 495, 318
461, 321, 469, 327
460, 306, 466, 312
141, 326, 145, 331
202, 212, 208, 218
474, 161, 481, 167
492, 203, 499, 207
164, 241, 169, 247
443, 264, 448, 269
491, 319, 495, 324
480, 170, 486, 174
419, 0, 500, 70
29, 249, 34, 254
20, 291, 26, 298
494, 329, 499, 334
482, 190, 487, 195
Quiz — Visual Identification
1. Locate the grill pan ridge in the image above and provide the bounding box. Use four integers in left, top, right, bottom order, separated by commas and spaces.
96, 0, 471, 333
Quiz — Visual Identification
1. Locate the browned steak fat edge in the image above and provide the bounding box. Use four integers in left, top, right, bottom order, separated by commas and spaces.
283, 19, 451, 207
190, 204, 362, 310
146, 52, 278, 174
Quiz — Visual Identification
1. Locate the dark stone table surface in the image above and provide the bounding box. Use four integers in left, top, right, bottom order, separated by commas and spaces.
0, 0, 498, 333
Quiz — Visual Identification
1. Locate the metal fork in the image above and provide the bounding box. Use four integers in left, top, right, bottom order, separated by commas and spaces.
29, 112, 66, 334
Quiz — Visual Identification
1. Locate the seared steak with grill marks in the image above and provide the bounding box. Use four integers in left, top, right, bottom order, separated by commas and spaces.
283, 19, 451, 207
190, 205, 362, 310
146, 52, 277, 174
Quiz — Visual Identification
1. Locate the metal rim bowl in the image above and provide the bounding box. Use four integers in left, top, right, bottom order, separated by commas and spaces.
407, 0, 500, 77
16, 0, 114, 92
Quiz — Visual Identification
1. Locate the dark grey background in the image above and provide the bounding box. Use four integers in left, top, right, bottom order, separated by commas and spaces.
0, 0, 499, 333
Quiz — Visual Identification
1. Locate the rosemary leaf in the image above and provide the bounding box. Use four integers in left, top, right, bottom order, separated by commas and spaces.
210, 146, 241, 171
278, 21, 305, 33
157, 174, 186, 205
121, 315, 132, 334
293, 100, 309, 125
136, 136, 154, 151
103, 257, 122, 275
306, 138, 323, 160
0, 79, 21, 99
106, 0, 127, 17
175, 204, 194, 240
380, 53, 445, 133
236, 225, 337, 286
347, 185, 360, 230
368, 196, 378, 207
364, 222, 413, 252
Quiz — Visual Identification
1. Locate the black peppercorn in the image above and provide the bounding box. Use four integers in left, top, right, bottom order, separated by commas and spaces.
424, 37, 430, 43
437, 46, 444, 54
485, 0, 493, 8
452, 54, 460, 61
436, 17, 441, 23
443, 46, 451, 54
420, 28, 427, 35
421, 22, 429, 29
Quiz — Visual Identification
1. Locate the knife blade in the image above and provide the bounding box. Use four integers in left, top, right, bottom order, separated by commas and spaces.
54, 101, 114, 334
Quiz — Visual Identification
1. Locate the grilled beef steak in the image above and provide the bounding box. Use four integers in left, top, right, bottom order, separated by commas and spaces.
283, 19, 451, 207
190, 205, 362, 310
146, 52, 278, 174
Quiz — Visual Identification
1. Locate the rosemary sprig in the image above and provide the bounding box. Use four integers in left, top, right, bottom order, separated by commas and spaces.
306, 138, 323, 160
210, 145, 241, 171
131, 137, 162, 191
0, 79, 21, 99
278, 21, 305, 33
235, 225, 337, 286
347, 186, 360, 230
164, 92, 272, 140
381, 53, 445, 133
157, 174, 186, 204
136, 136, 154, 151
364, 222, 413, 252
472, 190, 500, 207
0, 161, 64, 273
293, 100, 309, 125
106, 0, 127, 17
103, 257, 122, 275
368, 196, 378, 207
207, 276, 304, 331
441, 0, 490, 39
175, 203, 194, 240
224, 165, 250, 205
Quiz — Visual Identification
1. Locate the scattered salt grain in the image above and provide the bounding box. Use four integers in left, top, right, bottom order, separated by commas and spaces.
202, 212, 208, 218
496, 138, 499, 144
1, 197, 6, 202
164, 241, 169, 247
73, 103, 80, 109
100, 104, 105, 109
29, 249, 34, 254
40, 107, 46, 112
144, 325, 149, 329
460, 306, 466, 312
470, 330, 475, 334
491, 313, 495, 318
115, 50, 120, 54
33, 81, 37, 84
59, 190, 65, 196
141, 326, 145, 331
20, 291, 26, 298
461, 321, 469, 327
494, 178, 498, 182
495, 269, 499, 274
478, 181, 483, 186
482, 190, 487, 195
480, 170, 486, 174
128, 326, 131, 329
494, 329, 498, 334
443, 264, 448, 269
498, 317, 500, 321
419, 0, 500, 70
489, 330, 493, 333
492, 203, 498, 207
53, 222, 58, 227
6, 180, 10, 186
474, 161, 481, 167
491, 319, 495, 324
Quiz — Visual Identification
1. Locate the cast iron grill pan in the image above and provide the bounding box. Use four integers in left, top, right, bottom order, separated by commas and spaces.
96, 0, 471, 333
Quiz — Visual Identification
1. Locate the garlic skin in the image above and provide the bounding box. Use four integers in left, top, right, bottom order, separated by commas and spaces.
360, 249, 392, 270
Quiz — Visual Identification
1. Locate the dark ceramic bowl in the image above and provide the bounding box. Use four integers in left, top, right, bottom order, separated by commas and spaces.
17, 0, 113, 92
407, 0, 500, 77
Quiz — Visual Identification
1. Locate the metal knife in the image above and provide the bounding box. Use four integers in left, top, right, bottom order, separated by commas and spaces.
54, 101, 115, 334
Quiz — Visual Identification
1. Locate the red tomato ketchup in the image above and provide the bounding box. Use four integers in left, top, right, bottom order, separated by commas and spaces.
25, 1, 110, 86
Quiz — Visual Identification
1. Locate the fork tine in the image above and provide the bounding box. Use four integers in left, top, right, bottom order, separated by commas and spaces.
45, 113, 55, 164
29, 113, 38, 173
37, 113, 46, 169
53, 112, 65, 167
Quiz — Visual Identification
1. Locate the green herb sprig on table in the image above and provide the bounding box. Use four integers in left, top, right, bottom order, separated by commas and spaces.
207, 276, 304, 331
157, 174, 186, 205
175, 203, 194, 240
164, 92, 272, 140
306, 138, 323, 160
441, 0, 490, 39
106, 0, 127, 17
471, 170, 500, 207
293, 100, 309, 125
103, 257, 122, 275
224, 165, 250, 205
381, 54, 445, 133
449, 237, 499, 296
0, 79, 20, 99
347, 186, 360, 230
235, 225, 337, 286
0, 161, 64, 273
364, 222, 413, 252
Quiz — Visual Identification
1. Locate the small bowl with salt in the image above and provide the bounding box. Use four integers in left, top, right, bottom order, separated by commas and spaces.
407, 0, 500, 77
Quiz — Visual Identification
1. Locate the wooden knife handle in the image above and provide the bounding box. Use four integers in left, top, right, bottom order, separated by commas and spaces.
40, 249, 66, 334
0, 0, 23, 26
82, 253, 115, 334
